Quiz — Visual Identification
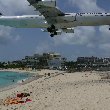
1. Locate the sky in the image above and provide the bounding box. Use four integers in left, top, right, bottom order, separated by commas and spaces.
0, 0, 110, 61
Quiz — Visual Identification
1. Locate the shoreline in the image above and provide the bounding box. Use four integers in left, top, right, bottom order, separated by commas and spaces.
0, 69, 43, 93
0, 69, 39, 75
0, 69, 108, 92
0, 69, 109, 92
0, 69, 63, 93
0, 75, 43, 93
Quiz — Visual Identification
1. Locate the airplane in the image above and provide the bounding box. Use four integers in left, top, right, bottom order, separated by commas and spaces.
0, 0, 110, 37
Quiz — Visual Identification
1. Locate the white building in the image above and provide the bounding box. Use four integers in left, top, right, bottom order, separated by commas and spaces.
47, 52, 66, 70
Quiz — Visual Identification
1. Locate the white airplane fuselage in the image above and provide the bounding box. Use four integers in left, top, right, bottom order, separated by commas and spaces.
58, 13, 110, 28
0, 13, 110, 29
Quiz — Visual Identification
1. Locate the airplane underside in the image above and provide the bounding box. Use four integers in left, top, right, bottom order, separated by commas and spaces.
0, 14, 110, 37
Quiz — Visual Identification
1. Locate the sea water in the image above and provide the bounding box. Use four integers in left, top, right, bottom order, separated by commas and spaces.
0, 71, 32, 88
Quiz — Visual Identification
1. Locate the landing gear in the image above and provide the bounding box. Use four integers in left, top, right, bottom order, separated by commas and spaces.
47, 25, 57, 37
50, 32, 58, 37
50, 34, 54, 37
54, 32, 57, 35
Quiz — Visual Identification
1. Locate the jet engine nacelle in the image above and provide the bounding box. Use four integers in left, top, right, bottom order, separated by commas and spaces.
29, 0, 56, 7
62, 28, 74, 33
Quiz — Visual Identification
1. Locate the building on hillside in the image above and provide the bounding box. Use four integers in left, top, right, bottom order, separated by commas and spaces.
20, 52, 66, 70
21, 55, 40, 68
77, 57, 110, 64
47, 53, 66, 70
48, 58, 66, 70
77, 56, 110, 71
77, 56, 100, 63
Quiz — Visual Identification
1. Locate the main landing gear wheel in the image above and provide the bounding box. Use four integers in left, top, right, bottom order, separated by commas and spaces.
50, 34, 54, 37
50, 32, 58, 37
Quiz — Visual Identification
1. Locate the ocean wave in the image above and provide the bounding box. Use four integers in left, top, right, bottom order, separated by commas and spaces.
17, 78, 28, 84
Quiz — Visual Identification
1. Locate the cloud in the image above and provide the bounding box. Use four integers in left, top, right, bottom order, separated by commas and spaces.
0, 0, 110, 58
98, 26, 110, 50
35, 41, 52, 54
57, 3, 110, 58
0, 0, 35, 45
54, 27, 96, 46
69, 0, 104, 12
0, 0, 36, 15
0, 26, 20, 45
53, 0, 110, 57
99, 43, 110, 51
55, 0, 104, 46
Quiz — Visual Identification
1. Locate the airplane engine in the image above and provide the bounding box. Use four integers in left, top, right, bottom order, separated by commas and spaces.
62, 28, 74, 33
29, 0, 56, 7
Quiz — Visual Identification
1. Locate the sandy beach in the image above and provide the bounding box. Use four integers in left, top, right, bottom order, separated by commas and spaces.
0, 70, 110, 110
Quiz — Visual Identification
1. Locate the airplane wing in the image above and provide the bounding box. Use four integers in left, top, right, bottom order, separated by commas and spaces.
27, 0, 65, 24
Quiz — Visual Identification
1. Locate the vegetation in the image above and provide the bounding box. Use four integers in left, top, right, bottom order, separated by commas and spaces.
36, 57, 48, 69
0, 62, 5, 68
0, 62, 25, 69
